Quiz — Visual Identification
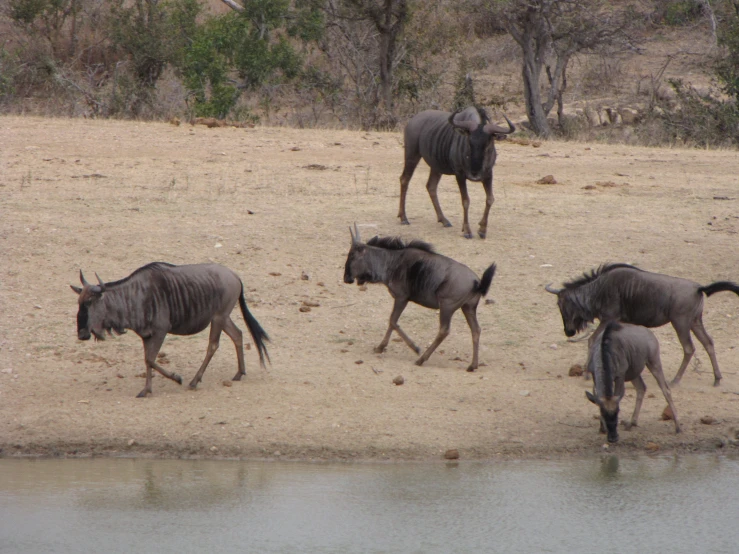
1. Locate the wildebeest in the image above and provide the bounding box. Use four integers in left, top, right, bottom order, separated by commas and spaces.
71, 262, 269, 397
343, 224, 496, 371
546, 263, 739, 386
586, 321, 680, 443
397, 106, 515, 239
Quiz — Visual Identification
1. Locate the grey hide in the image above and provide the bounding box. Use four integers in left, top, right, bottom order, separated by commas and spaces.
398, 106, 515, 239
71, 262, 269, 397
586, 321, 680, 443
343, 224, 496, 371
546, 263, 739, 386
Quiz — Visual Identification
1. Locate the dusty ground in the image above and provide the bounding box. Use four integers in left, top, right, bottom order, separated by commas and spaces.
1, 116, 738, 462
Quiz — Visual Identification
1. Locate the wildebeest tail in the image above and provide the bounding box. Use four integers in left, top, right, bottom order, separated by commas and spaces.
475, 263, 497, 297
239, 285, 270, 367
698, 281, 739, 297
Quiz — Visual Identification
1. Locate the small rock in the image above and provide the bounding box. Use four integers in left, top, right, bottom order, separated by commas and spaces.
568, 364, 584, 377
1, 368, 12, 374
700, 415, 717, 425
485, 298, 495, 305
358, 284, 368, 291
661, 405, 674, 421
393, 375, 405, 386
536, 174, 557, 184
302, 300, 320, 307
222, 380, 233, 387
549, 344, 558, 350
444, 449, 460, 460
299, 306, 311, 312
355, 360, 364, 365
582, 184, 597, 190
127, 439, 136, 446
269, 272, 282, 277
519, 390, 530, 397
301, 271, 310, 280
645, 442, 660, 452
273, 451, 281, 457
210, 446, 218, 452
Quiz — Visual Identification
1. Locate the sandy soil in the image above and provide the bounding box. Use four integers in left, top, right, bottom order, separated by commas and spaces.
1, 116, 738, 461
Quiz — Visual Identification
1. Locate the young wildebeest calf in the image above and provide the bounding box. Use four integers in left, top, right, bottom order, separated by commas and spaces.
71, 262, 269, 397
546, 263, 739, 386
343, 225, 496, 371
586, 321, 680, 443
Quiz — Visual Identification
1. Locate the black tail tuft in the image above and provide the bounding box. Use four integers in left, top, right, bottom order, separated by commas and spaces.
239, 286, 270, 367
476, 263, 497, 297
699, 281, 739, 297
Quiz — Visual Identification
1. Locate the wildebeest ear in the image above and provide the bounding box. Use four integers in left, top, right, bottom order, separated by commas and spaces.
453, 126, 470, 137
70, 285, 82, 294
493, 133, 508, 141
585, 391, 598, 405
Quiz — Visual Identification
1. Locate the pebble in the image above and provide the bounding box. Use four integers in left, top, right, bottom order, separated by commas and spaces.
393, 375, 405, 386
700, 415, 717, 425
568, 364, 583, 377
519, 390, 530, 397
444, 449, 460, 460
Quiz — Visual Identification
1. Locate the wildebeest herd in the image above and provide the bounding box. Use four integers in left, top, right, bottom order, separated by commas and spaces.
71, 106, 739, 445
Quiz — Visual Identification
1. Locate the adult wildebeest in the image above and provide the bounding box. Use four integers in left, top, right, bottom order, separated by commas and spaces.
397, 106, 515, 239
343, 224, 496, 371
71, 262, 269, 397
546, 263, 739, 386
585, 321, 680, 443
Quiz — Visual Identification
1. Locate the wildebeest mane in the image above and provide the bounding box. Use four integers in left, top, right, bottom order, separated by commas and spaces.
367, 236, 435, 254
105, 261, 176, 287
563, 263, 643, 290
601, 320, 623, 399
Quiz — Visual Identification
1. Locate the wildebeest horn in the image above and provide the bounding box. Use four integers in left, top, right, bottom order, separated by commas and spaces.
483, 114, 516, 135
80, 270, 90, 287
545, 283, 562, 294
95, 273, 106, 292
448, 110, 478, 133
70, 285, 82, 294
353, 222, 361, 244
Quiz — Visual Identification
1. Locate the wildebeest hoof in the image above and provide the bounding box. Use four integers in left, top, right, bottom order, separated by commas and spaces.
669, 378, 681, 387
232, 374, 244, 381
463, 232, 473, 239
173, 374, 183, 385
713, 379, 721, 387
413, 346, 421, 354
441, 220, 452, 228
400, 218, 410, 225
623, 421, 636, 431
374, 345, 387, 354
466, 365, 476, 372
136, 389, 151, 398
477, 231, 486, 239
414, 358, 425, 366
187, 382, 199, 390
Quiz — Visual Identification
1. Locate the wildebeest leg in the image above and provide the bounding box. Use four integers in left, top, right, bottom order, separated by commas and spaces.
375, 298, 420, 354
669, 323, 696, 386
139, 333, 183, 398
691, 315, 721, 386
624, 375, 646, 430
415, 305, 455, 366
426, 171, 452, 228
398, 154, 421, 225
646, 357, 681, 433
461, 303, 481, 371
188, 322, 223, 389
455, 175, 473, 238
222, 316, 246, 381
477, 173, 494, 239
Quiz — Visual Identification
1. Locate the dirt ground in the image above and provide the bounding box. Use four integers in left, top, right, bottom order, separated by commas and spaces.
1, 116, 738, 462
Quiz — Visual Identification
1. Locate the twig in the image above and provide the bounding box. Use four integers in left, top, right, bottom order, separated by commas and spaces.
331, 302, 357, 309
371, 366, 383, 375
556, 421, 591, 429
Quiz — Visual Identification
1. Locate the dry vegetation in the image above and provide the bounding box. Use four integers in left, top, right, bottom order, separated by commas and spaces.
1, 116, 738, 461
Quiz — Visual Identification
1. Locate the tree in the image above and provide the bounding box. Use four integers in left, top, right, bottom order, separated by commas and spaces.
491, 0, 639, 137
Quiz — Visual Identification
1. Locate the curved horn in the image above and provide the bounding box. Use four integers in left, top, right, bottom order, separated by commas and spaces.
353, 222, 361, 244
483, 114, 516, 135
448, 110, 478, 133
80, 270, 90, 287
545, 283, 562, 295
95, 273, 106, 292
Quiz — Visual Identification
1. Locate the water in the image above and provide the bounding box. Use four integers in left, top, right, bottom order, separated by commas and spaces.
0, 455, 737, 553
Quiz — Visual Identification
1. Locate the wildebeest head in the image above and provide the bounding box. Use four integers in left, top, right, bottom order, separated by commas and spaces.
586, 391, 622, 443
545, 284, 589, 338
448, 109, 515, 181
70, 270, 107, 341
343, 224, 373, 286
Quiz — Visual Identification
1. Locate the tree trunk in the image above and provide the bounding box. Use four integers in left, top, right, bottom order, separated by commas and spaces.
519, 31, 550, 137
